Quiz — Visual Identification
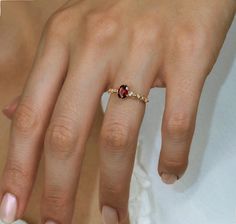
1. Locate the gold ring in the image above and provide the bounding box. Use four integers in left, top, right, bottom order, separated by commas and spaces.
108, 84, 149, 104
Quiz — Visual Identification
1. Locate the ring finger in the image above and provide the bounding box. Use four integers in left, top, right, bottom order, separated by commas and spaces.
99, 41, 160, 223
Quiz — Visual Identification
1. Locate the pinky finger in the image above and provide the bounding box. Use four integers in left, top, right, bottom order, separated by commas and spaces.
158, 75, 206, 184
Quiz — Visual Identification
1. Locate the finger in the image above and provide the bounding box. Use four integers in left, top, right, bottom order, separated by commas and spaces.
2, 96, 20, 119
0, 30, 68, 223
100, 86, 147, 223
100, 82, 151, 223
158, 73, 206, 184
41, 49, 107, 224
99, 42, 158, 222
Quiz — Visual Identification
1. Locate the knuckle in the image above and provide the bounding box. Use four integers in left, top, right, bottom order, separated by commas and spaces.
85, 11, 119, 43
13, 101, 39, 134
165, 113, 192, 142
5, 162, 32, 189
100, 122, 130, 150
45, 8, 74, 39
174, 24, 208, 56
133, 18, 161, 48
44, 186, 72, 211
45, 118, 77, 159
48, 9, 72, 28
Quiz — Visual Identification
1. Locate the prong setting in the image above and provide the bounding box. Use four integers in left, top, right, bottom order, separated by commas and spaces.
108, 84, 149, 103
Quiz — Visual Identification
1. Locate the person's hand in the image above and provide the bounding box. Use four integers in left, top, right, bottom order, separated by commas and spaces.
0, 0, 235, 223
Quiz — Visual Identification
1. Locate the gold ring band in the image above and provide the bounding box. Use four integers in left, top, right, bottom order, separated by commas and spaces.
108, 85, 149, 104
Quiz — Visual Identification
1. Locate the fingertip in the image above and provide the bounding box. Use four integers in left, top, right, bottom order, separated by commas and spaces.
102, 206, 119, 224
157, 159, 185, 185
0, 193, 18, 223
158, 160, 186, 185
160, 172, 178, 185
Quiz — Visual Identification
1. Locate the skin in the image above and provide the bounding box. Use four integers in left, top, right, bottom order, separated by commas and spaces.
0, 0, 235, 223
0, 1, 103, 223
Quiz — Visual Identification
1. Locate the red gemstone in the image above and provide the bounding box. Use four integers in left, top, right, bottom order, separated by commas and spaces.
118, 85, 129, 99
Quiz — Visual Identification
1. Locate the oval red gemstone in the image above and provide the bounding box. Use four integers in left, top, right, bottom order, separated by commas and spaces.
118, 85, 129, 99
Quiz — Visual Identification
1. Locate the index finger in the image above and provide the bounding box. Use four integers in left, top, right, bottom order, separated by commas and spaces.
0, 31, 68, 222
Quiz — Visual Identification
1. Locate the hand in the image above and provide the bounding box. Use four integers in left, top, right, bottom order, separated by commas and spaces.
0, 0, 235, 223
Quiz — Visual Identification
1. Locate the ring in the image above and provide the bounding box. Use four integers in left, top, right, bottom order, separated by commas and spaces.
108, 84, 149, 104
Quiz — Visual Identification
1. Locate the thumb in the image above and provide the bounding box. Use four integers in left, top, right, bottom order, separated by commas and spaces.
2, 96, 20, 120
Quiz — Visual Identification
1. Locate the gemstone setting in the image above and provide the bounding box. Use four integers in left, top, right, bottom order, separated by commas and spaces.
118, 85, 129, 99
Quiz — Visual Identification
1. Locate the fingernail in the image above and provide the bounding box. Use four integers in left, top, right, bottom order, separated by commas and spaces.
0, 193, 18, 223
45, 221, 58, 224
161, 173, 178, 184
13, 220, 28, 224
102, 206, 118, 224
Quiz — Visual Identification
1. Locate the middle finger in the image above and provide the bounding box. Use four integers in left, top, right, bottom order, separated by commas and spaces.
41, 47, 107, 224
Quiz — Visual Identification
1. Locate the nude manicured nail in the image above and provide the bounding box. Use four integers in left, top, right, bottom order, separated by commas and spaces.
13, 220, 28, 224
161, 173, 178, 184
102, 206, 118, 224
0, 193, 18, 223
45, 220, 58, 224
